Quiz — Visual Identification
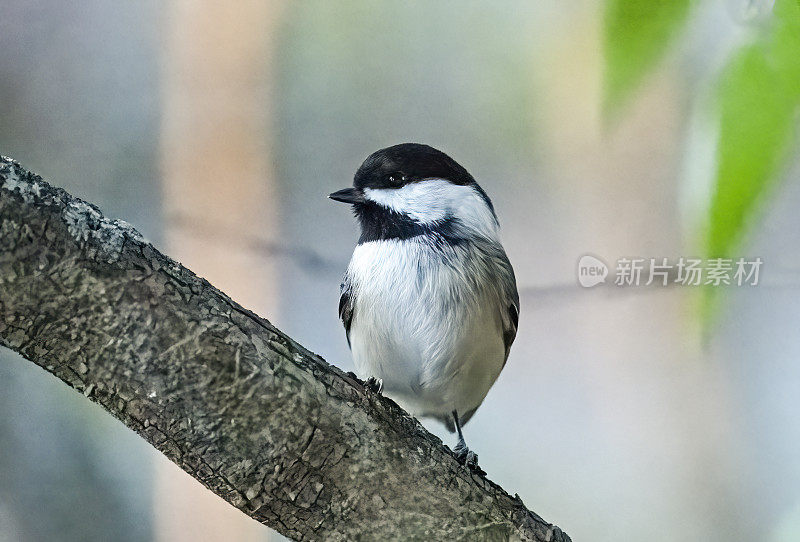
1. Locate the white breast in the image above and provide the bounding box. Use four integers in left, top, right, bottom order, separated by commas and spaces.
346, 237, 507, 419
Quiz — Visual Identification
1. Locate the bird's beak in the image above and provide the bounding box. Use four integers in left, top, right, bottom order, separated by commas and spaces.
328, 187, 364, 204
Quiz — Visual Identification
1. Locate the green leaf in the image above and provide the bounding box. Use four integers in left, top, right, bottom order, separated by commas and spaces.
602, 0, 693, 117
703, 0, 800, 322
708, 0, 800, 259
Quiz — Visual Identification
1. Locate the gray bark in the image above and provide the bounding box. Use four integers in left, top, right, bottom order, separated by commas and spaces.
0, 156, 571, 542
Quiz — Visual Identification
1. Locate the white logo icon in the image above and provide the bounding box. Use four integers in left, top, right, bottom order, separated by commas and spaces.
577, 255, 608, 288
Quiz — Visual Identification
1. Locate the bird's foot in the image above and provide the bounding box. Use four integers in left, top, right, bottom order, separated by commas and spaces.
453, 440, 484, 475
365, 376, 383, 394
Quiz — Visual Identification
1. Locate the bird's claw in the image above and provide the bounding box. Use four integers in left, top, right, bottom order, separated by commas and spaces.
365, 376, 383, 394
453, 441, 484, 474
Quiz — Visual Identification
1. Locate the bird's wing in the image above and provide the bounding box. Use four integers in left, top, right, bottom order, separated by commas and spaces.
339, 274, 354, 348
498, 250, 520, 363
503, 295, 519, 359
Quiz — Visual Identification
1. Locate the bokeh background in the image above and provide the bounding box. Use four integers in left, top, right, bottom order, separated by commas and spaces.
2, 1, 800, 541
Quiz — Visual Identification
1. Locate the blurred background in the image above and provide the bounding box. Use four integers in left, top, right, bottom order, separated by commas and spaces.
1, 1, 799, 541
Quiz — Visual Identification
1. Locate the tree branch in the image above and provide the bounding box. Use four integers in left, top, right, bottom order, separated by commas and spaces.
0, 156, 571, 542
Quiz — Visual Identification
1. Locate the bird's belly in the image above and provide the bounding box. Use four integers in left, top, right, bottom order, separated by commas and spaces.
348, 244, 505, 418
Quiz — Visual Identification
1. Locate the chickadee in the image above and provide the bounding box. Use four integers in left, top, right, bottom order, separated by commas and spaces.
330, 143, 519, 468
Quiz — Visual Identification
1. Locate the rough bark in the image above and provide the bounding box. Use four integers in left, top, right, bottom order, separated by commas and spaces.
0, 156, 571, 542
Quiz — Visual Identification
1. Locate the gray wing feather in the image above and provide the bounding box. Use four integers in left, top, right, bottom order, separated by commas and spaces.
339, 274, 354, 348
498, 250, 519, 365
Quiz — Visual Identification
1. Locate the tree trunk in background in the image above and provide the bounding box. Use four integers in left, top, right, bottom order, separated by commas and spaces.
160, 1, 285, 540
534, 6, 739, 540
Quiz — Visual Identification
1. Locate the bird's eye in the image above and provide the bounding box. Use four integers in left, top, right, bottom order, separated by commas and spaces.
387, 174, 406, 187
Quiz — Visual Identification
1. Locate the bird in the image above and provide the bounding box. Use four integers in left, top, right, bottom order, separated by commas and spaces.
329, 143, 519, 469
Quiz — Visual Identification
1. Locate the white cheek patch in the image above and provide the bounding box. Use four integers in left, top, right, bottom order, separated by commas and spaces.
363, 180, 498, 238
364, 181, 451, 223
